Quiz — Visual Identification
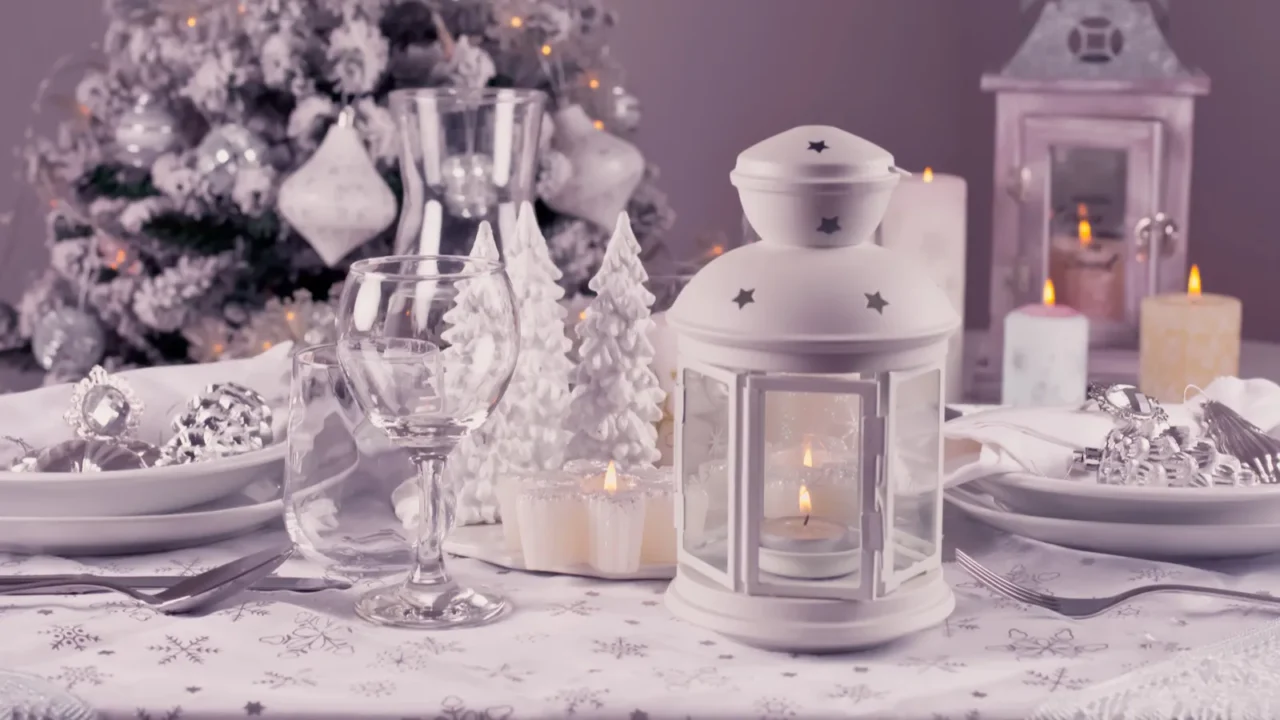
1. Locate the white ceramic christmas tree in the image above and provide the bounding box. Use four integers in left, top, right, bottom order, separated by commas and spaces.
438, 222, 511, 525
565, 212, 665, 467
498, 202, 574, 473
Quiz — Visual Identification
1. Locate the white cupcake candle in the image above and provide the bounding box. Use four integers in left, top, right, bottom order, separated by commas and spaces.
586, 462, 647, 573
516, 484, 588, 570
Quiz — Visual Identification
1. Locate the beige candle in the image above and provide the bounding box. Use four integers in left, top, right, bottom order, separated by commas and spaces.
1139, 265, 1242, 403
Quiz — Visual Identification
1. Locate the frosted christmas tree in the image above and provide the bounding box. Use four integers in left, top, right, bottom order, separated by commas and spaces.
498, 201, 574, 473
439, 221, 511, 525
565, 212, 664, 468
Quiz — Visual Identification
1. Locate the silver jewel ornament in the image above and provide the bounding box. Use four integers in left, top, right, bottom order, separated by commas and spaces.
1200, 399, 1280, 484
31, 307, 105, 373
440, 152, 498, 219
114, 93, 180, 168
196, 124, 267, 194
64, 365, 144, 440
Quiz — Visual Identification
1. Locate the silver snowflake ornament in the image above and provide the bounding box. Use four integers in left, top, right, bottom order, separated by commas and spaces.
63, 366, 144, 441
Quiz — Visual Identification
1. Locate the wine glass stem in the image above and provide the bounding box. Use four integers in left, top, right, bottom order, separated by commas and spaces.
405, 453, 454, 591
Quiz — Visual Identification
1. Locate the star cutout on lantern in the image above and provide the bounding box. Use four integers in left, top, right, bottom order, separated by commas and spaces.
244, 701, 265, 716
733, 288, 755, 309
817, 217, 841, 234
865, 291, 889, 314
807, 140, 828, 153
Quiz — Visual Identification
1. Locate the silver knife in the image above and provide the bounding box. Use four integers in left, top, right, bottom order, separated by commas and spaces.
0, 575, 349, 594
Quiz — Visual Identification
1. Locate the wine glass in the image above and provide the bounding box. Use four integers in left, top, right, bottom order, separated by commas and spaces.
336, 255, 519, 629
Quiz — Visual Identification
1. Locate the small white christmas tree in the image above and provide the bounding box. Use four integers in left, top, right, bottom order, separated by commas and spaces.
438, 221, 510, 525
565, 212, 665, 467
494, 202, 575, 473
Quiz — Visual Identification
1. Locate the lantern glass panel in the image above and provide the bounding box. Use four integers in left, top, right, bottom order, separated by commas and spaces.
680, 368, 732, 576
885, 368, 943, 586
746, 376, 878, 600
1046, 145, 1129, 325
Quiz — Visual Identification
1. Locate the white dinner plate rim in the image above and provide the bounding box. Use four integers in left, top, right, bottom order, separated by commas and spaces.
0, 494, 283, 525
0, 440, 286, 482
985, 469, 1280, 502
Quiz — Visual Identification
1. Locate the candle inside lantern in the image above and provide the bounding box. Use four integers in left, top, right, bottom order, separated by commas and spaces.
1138, 264, 1242, 403
1049, 205, 1125, 323
763, 436, 859, 523
1001, 279, 1089, 407
758, 485, 859, 580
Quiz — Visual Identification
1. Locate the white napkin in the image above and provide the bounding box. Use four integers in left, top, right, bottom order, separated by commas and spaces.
943, 377, 1280, 487
0, 344, 292, 454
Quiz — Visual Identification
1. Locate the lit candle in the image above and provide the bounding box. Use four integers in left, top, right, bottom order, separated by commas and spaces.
1051, 208, 1125, 322
762, 438, 858, 522
1139, 264, 1242, 403
1001, 280, 1089, 407
876, 167, 967, 401
758, 486, 859, 580
585, 461, 647, 574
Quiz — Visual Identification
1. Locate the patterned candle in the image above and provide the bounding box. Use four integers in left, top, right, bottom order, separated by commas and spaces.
1050, 213, 1125, 322
1139, 265, 1242, 403
1001, 280, 1089, 407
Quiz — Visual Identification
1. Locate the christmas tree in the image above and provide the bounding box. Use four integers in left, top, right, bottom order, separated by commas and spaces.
439, 221, 511, 526
497, 201, 573, 473
14, 0, 674, 384
565, 211, 663, 468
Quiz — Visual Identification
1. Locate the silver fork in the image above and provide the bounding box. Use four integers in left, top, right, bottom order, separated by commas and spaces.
954, 549, 1280, 619
0, 546, 293, 615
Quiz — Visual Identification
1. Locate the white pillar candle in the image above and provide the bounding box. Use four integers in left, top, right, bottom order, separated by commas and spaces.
1001, 280, 1089, 407
516, 486, 587, 570
587, 491, 646, 574
876, 168, 967, 401
1139, 265, 1242, 403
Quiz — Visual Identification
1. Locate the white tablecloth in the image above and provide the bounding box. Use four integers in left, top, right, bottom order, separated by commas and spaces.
3, 508, 1280, 720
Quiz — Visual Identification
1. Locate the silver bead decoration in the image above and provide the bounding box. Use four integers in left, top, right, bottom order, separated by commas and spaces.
440, 153, 497, 219
161, 382, 274, 464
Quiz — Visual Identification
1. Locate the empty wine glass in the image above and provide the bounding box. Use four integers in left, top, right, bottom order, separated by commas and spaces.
336, 255, 519, 629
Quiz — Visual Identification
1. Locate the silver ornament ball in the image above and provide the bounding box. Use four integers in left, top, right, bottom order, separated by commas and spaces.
31, 307, 105, 373
610, 87, 641, 132
114, 94, 180, 168
196, 124, 267, 194
440, 153, 497, 219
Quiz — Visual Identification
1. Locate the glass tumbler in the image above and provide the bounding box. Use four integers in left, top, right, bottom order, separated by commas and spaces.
284, 344, 415, 579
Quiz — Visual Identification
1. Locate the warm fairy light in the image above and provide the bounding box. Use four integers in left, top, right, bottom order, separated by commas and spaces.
509, 15, 524, 27
603, 461, 618, 493
541, 44, 552, 56
212, 343, 225, 357
589, 77, 601, 90
186, 16, 197, 27
798, 485, 813, 515
1078, 218, 1093, 246
802, 439, 814, 468
285, 311, 297, 321
710, 244, 725, 257
261, 341, 273, 351
108, 249, 126, 270
237, 3, 246, 13
1188, 264, 1202, 297
77, 104, 90, 117
1043, 279, 1056, 307
593, 119, 605, 130
578, 309, 587, 321
922, 167, 934, 182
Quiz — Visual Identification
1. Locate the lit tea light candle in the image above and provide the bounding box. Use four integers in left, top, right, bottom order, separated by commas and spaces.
1058, 212, 1125, 322
763, 437, 858, 522
585, 461, 647, 574
1139, 264, 1242, 403
758, 485, 858, 580
1001, 279, 1089, 407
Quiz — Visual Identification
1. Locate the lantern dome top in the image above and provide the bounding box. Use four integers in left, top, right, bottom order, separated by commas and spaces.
731, 125, 901, 187
668, 240, 959, 355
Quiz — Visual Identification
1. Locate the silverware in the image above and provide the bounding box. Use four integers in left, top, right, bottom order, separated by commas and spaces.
0, 574, 346, 594
954, 549, 1280, 619
0, 546, 294, 614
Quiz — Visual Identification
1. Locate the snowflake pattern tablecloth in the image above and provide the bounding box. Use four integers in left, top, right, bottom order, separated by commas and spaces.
4, 508, 1280, 720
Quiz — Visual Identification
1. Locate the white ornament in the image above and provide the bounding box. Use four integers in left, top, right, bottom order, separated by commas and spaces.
543, 105, 645, 230
278, 108, 397, 267
440, 222, 514, 525
565, 212, 665, 468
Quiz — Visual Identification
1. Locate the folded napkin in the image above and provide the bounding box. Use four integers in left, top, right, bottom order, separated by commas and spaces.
944, 377, 1280, 487
0, 344, 292, 459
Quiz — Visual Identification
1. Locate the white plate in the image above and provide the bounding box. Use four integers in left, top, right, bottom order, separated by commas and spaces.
444, 524, 675, 580
946, 487, 1280, 560
975, 472, 1280, 525
0, 442, 286, 518
0, 480, 283, 556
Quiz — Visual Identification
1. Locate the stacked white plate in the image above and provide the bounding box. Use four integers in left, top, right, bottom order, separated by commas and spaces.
0, 349, 290, 556
944, 404, 1280, 560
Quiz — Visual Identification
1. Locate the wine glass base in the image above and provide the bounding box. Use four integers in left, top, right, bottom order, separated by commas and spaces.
354, 582, 511, 629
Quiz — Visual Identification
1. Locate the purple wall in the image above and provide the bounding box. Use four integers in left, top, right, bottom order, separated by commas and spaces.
2, 1, 1277, 339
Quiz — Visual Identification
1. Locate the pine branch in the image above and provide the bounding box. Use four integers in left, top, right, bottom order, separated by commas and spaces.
75, 164, 161, 202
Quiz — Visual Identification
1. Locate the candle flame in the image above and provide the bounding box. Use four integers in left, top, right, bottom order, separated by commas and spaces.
1078, 219, 1093, 246
1042, 279, 1056, 307
922, 167, 934, 183
798, 485, 812, 514
802, 439, 814, 468
1188, 264, 1202, 297
603, 461, 618, 493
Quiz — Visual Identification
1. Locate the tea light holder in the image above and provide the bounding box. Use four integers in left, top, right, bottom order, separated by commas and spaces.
664, 125, 958, 652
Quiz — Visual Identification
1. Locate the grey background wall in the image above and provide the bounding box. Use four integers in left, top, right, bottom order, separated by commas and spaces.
2, 1, 1277, 338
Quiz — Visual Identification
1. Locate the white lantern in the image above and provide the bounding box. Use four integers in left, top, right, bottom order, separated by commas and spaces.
664, 126, 960, 652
